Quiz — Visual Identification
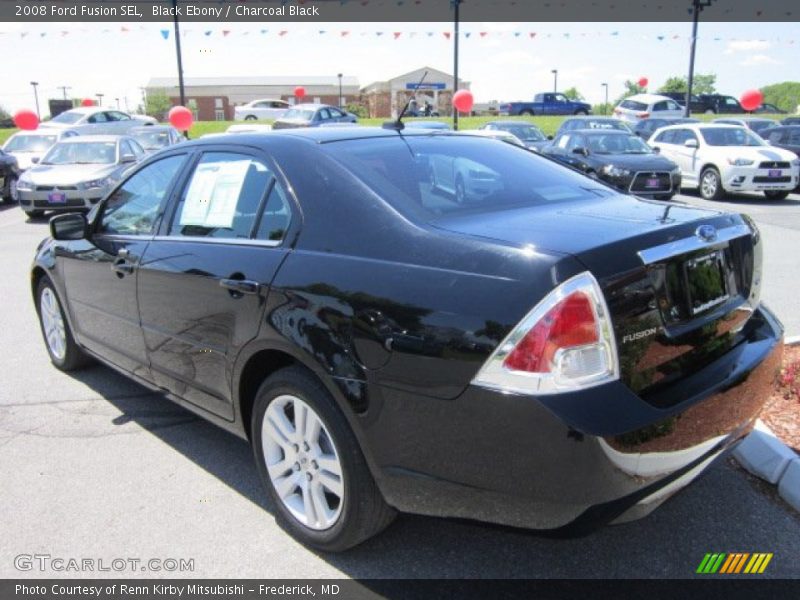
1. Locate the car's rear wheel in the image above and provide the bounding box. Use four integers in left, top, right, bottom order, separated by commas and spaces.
699, 167, 724, 200
520, 109, 534, 116
764, 190, 790, 200
704, 109, 716, 115
36, 277, 91, 371
251, 366, 395, 551
574, 110, 588, 115
245, 115, 257, 121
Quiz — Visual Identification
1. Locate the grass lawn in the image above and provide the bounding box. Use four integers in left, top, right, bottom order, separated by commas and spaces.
0, 112, 790, 146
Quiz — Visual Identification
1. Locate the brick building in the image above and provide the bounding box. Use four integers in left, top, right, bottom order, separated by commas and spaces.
145, 75, 361, 121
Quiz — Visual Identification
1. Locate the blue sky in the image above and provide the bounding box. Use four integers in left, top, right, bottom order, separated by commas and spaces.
1, 21, 798, 114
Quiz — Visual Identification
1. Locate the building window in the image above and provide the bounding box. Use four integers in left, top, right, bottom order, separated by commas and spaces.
214, 98, 224, 109
215, 109, 225, 121
313, 97, 321, 104
188, 99, 199, 121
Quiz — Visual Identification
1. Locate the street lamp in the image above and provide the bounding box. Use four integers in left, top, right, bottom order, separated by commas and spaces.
58, 86, 71, 101
96, 93, 104, 106
115, 98, 120, 109
30, 81, 40, 119
337, 73, 343, 108
551, 69, 558, 94
686, 0, 716, 117
601, 83, 609, 115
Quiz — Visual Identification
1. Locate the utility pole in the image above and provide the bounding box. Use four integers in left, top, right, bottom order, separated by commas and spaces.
452, 0, 461, 130
58, 86, 71, 101
30, 81, 40, 119
551, 70, 558, 94
686, 0, 715, 117
173, 0, 186, 107
337, 73, 343, 108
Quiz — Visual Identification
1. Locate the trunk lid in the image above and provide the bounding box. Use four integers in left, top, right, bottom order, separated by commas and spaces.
432, 196, 760, 404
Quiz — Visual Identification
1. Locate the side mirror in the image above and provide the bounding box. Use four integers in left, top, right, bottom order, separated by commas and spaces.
572, 147, 589, 156
684, 139, 699, 148
547, 135, 554, 140
120, 153, 136, 164
652, 146, 661, 154
50, 212, 88, 241
31, 157, 40, 164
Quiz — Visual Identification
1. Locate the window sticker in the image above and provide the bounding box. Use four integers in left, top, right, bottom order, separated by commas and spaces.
179, 159, 251, 229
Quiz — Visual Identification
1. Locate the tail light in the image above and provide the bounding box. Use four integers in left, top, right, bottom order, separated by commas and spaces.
637, 112, 650, 119
472, 272, 618, 395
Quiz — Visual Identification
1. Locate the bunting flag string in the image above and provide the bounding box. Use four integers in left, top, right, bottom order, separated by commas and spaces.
0, 26, 798, 47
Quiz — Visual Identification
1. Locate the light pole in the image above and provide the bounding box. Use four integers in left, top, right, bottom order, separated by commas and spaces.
115, 98, 120, 109
337, 73, 343, 108
58, 86, 71, 101
172, 0, 186, 108
452, 0, 461, 130
96, 93, 104, 106
551, 69, 558, 94
30, 81, 40, 119
686, 0, 715, 117
601, 83, 608, 115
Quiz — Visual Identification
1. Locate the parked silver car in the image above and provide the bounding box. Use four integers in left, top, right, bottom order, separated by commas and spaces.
2, 129, 80, 171
40, 107, 157, 135
128, 125, 184, 154
16, 135, 145, 219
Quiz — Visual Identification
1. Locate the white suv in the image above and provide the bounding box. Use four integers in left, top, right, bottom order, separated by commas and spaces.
614, 94, 684, 123
650, 123, 800, 200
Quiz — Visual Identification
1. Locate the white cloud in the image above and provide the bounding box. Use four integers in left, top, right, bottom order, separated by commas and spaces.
739, 54, 781, 67
725, 40, 771, 54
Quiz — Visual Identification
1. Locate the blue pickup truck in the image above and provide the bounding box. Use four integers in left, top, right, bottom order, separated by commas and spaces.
499, 93, 592, 116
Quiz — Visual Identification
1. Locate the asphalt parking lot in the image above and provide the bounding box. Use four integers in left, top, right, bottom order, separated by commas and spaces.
1, 190, 799, 580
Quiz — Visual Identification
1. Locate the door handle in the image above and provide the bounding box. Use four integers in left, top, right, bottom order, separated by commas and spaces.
220, 278, 260, 296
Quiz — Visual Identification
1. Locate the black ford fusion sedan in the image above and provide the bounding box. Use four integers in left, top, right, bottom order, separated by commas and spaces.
542, 129, 682, 200
32, 127, 782, 551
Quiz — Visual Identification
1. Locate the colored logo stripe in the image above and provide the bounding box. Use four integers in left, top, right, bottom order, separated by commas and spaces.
697, 553, 773, 574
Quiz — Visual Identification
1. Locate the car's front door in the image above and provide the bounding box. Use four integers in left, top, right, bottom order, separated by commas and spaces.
59, 154, 188, 374
136, 149, 294, 420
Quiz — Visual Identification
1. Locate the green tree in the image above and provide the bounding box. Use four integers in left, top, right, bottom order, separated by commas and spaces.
760, 81, 800, 113
657, 73, 716, 95
0, 104, 10, 120
562, 86, 584, 101
613, 80, 646, 106
144, 90, 172, 120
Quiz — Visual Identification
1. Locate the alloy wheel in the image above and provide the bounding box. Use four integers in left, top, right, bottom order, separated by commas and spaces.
701, 171, 718, 199
40, 287, 66, 361
262, 394, 344, 530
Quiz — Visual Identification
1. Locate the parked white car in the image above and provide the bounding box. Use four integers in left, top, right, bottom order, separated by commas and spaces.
2, 129, 80, 171
40, 107, 157, 134
614, 94, 684, 124
459, 129, 527, 148
650, 123, 800, 200
234, 99, 290, 121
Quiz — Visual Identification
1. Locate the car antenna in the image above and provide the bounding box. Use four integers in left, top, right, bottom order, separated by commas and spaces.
383, 70, 428, 131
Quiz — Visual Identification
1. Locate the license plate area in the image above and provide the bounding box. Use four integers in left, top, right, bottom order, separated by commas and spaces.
48, 192, 66, 204
684, 251, 729, 316
768, 169, 782, 178
645, 177, 660, 188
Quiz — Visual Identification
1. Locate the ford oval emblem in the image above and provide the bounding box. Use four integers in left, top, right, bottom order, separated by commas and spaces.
696, 225, 717, 242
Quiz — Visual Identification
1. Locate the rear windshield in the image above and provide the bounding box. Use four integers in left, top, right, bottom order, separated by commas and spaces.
49, 111, 83, 124
283, 109, 315, 120
495, 124, 545, 142
620, 100, 648, 111
4, 134, 57, 152
321, 136, 613, 220
700, 127, 765, 147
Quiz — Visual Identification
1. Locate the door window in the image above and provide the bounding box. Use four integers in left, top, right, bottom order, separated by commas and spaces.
169, 152, 282, 240
653, 130, 677, 144
256, 184, 293, 242
653, 101, 668, 112
87, 112, 108, 123
98, 155, 187, 236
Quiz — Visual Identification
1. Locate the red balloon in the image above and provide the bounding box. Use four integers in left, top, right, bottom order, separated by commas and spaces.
638, 77, 649, 88
81, 98, 95, 107
453, 89, 474, 114
168, 106, 194, 131
294, 86, 306, 99
740, 89, 764, 112
13, 109, 39, 131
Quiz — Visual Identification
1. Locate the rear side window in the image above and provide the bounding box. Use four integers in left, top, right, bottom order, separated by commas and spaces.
169, 152, 289, 241
653, 130, 676, 144
653, 101, 668, 111
621, 100, 648, 111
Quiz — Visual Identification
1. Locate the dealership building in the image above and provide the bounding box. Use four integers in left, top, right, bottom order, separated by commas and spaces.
145, 67, 468, 120
145, 75, 361, 121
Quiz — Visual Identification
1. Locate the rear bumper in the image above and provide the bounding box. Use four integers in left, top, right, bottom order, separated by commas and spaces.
367, 304, 783, 532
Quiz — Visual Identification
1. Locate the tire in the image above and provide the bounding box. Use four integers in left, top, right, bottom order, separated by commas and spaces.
520, 109, 534, 116
36, 276, 91, 371
2, 176, 16, 203
704, 109, 716, 115
699, 167, 724, 200
244, 115, 257, 121
764, 190, 790, 200
574, 110, 589, 116
25, 210, 45, 219
251, 366, 395, 552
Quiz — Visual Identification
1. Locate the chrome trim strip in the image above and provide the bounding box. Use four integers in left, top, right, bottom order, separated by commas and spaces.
149, 235, 282, 248
637, 223, 751, 265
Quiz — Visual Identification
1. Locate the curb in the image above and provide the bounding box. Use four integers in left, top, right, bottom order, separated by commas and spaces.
733, 337, 800, 512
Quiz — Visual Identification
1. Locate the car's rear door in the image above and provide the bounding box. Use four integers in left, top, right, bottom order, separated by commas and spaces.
59, 153, 189, 374
136, 147, 295, 420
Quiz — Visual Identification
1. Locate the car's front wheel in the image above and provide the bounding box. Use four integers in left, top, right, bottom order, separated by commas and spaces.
36, 277, 91, 371
699, 167, 724, 200
244, 115, 257, 121
764, 190, 790, 200
574, 109, 588, 115
251, 366, 395, 551
24, 209, 45, 220
2, 176, 16, 203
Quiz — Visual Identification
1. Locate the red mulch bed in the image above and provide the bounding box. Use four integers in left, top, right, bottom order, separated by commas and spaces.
760, 344, 800, 454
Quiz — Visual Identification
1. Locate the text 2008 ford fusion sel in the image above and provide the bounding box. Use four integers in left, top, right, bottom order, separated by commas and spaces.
31, 127, 783, 551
